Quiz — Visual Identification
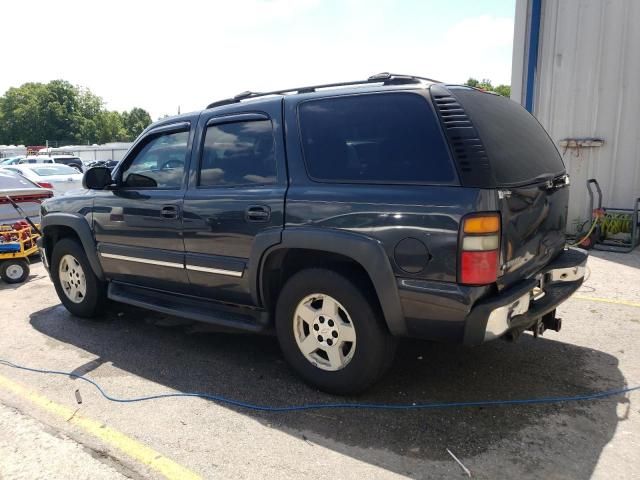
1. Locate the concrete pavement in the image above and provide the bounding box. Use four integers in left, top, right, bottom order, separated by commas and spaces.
0, 249, 639, 479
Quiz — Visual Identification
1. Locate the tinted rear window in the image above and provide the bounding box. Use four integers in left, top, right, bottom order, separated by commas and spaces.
451, 88, 565, 185
298, 93, 456, 184
200, 120, 276, 187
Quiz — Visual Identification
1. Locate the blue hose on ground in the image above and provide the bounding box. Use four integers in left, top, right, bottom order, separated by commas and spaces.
1, 358, 638, 412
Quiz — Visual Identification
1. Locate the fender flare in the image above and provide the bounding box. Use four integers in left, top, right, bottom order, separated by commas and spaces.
255, 227, 407, 336
41, 213, 105, 280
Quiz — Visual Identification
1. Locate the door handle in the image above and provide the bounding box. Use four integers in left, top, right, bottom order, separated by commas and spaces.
245, 205, 271, 222
161, 205, 179, 219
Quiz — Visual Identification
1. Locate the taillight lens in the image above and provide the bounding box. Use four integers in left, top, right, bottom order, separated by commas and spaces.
459, 213, 500, 285
37, 182, 54, 189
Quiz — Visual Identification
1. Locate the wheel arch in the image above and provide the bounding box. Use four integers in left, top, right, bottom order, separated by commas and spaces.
255, 227, 406, 336
41, 213, 104, 280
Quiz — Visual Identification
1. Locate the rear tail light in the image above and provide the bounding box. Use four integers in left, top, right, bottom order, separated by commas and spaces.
0, 192, 53, 204
37, 182, 54, 189
459, 213, 501, 285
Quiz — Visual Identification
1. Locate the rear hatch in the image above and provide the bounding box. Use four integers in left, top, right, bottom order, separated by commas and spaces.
495, 177, 569, 288
431, 85, 569, 289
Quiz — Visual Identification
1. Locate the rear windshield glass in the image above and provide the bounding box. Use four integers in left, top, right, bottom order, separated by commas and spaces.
451, 87, 565, 186
298, 93, 456, 184
0, 171, 38, 189
31, 165, 78, 176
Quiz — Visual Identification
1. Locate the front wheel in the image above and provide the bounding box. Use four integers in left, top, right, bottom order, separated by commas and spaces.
51, 238, 106, 318
275, 268, 396, 394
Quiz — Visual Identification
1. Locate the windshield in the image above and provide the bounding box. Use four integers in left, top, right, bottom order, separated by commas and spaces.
31, 165, 79, 176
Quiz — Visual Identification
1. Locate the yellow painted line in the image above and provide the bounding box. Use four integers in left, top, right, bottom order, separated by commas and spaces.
573, 295, 640, 308
0, 373, 201, 480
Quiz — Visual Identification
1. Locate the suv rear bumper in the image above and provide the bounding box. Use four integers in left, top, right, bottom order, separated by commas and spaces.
463, 247, 587, 345
397, 248, 588, 344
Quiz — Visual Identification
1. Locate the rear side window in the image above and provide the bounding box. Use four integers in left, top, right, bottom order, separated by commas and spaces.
298, 93, 456, 184
451, 88, 565, 185
199, 120, 276, 187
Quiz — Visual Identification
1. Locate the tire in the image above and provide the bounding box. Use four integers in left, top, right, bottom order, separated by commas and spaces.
51, 238, 106, 318
275, 268, 396, 395
0, 259, 30, 284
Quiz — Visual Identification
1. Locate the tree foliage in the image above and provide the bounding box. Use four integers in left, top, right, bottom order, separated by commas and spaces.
464, 77, 511, 98
122, 107, 152, 140
0, 80, 152, 145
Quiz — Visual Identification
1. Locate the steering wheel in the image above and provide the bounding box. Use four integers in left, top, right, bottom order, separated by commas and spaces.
160, 159, 185, 170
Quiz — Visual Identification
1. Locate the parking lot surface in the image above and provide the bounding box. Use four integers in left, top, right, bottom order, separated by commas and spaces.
1, 250, 639, 479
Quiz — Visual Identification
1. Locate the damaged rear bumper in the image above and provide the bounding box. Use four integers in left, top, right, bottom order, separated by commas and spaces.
463, 248, 588, 345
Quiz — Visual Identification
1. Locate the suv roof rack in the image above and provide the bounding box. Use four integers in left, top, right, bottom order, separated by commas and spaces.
206, 73, 442, 109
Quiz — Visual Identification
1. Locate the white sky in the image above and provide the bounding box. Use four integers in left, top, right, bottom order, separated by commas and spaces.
0, 0, 515, 120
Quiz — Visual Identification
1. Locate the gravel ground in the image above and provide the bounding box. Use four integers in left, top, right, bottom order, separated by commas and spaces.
0, 249, 638, 479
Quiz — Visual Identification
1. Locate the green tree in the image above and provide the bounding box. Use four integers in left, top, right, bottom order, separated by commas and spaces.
74, 87, 105, 143
478, 78, 494, 91
465, 77, 479, 88
39, 80, 80, 143
122, 107, 152, 140
464, 78, 511, 97
0, 82, 49, 144
493, 84, 511, 97
95, 111, 128, 144
0, 80, 152, 144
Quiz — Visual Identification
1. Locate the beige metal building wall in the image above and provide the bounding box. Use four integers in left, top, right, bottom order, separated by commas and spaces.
511, 0, 640, 229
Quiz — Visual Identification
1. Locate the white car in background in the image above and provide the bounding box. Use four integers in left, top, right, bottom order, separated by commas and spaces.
19, 155, 86, 172
0, 164, 84, 195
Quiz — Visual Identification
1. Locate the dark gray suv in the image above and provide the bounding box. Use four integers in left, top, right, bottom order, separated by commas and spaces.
37, 74, 587, 394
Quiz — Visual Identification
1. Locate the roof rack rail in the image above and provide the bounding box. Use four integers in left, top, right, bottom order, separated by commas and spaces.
205, 73, 441, 109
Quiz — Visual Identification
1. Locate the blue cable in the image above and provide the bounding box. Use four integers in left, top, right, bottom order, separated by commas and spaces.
1, 358, 638, 412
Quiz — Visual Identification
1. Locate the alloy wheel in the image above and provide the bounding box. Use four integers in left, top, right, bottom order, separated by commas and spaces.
58, 254, 87, 304
292, 293, 357, 371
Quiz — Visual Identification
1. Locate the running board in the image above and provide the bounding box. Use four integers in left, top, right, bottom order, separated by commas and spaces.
108, 282, 269, 333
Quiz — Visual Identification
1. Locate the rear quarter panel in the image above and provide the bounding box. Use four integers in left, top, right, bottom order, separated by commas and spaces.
284, 184, 493, 282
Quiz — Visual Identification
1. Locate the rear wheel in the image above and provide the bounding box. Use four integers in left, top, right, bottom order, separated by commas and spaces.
276, 268, 396, 394
0, 259, 30, 284
51, 238, 106, 318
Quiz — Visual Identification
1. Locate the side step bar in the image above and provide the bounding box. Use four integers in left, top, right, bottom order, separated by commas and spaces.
108, 281, 269, 333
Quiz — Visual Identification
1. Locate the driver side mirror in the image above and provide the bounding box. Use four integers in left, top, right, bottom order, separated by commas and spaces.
82, 166, 113, 190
